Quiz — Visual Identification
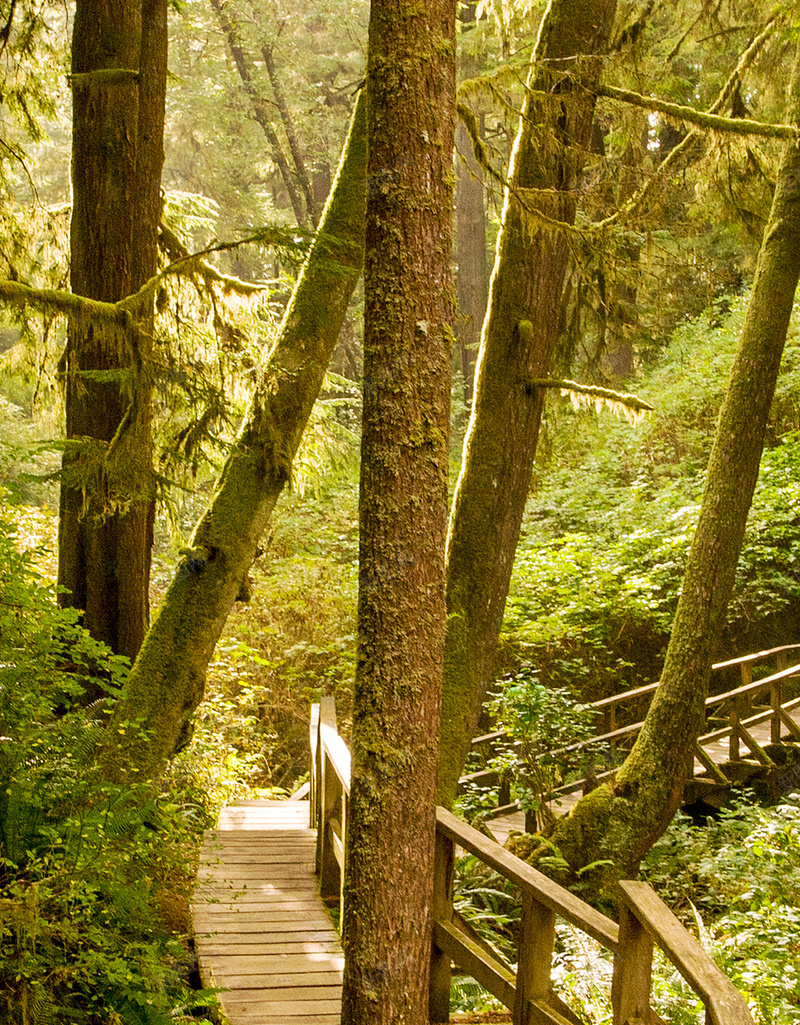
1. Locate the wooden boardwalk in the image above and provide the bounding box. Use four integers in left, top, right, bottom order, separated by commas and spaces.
489, 705, 800, 845
193, 799, 343, 1025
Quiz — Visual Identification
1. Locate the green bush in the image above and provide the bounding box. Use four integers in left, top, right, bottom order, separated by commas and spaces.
642, 797, 800, 1024
0, 518, 215, 1025
502, 291, 800, 698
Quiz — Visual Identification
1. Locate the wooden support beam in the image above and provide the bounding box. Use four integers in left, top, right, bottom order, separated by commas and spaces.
430, 830, 456, 1023
514, 894, 556, 1025
611, 903, 653, 1025
693, 742, 729, 786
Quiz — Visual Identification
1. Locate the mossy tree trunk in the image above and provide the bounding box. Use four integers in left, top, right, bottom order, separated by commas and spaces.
455, 2, 489, 407
98, 94, 367, 782
59, 0, 167, 663
547, 43, 800, 884
438, 0, 618, 806
340, 2, 455, 1024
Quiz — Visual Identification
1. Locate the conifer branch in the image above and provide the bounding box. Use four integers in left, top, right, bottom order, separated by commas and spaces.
597, 84, 798, 140
532, 377, 653, 423
0, 279, 128, 326
591, 17, 779, 234
158, 221, 276, 297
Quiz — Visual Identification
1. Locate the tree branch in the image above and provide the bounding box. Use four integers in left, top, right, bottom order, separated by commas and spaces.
597, 82, 798, 140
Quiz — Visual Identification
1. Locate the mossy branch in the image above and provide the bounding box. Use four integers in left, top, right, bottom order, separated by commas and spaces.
70, 69, 140, 87
591, 17, 779, 234
0, 279, 129, 326
119, 227, 312, 314
457, 100, 584, 239
532, 377, 654, 423
0, 228, 311, 324
597, 83, 798, 140
158, 221, 276, 297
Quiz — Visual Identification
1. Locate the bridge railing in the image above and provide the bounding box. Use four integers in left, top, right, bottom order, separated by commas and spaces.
309, 698, 755, 1025
467, 644, 800, 819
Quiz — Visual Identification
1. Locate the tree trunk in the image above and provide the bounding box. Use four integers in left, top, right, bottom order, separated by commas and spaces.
455, 126, 488, 407
98, 93, 368, 782
340, 2, 455, 1024
59, 0, 166, 664
438, 0, 618, 806
546, 42, 800, 885
260, 40, 319, 225
455, 1, 489, 407
210, 0, 312, 227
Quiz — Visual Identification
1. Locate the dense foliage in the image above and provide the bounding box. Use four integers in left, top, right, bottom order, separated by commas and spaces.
0, 519, 216, 1025
503, 292, 800, 699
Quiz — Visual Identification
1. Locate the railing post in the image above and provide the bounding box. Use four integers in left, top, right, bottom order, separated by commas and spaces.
513, 894, 556, 1025
729, 698, 741, 762
429, 825, 455, 1024
740, 663, 752, 716
317, 697, 341, 905
309, 702, 320, 830
771, 677, 782, 745
611, 901, 654, 1025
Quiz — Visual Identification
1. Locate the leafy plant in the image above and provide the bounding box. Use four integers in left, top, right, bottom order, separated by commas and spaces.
0, 517, 216, 1025
478, 666, 600, 827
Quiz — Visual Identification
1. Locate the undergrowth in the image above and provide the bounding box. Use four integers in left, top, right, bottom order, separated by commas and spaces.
0, 516, 217, 1025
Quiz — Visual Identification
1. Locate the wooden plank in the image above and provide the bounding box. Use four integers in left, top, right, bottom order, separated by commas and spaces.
215, 971, 343, 990
434, 918, 516, 1010
197, 940, 341, 956
193, 918, 334, 934
193, 897, 323, 910
201, 954, 344, 974
222, 991, 342, 1008
198, 865, 316, 881
228, 1018, 341, 1025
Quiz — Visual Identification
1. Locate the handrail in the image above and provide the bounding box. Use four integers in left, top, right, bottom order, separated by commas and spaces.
467, 644, 800, 816
617, 881, 754, 1025
308, 699, 755, 1025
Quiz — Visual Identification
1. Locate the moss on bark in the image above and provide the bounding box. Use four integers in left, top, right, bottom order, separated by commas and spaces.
99, 93, 368, 783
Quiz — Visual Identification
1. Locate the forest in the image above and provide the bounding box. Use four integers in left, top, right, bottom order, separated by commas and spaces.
1, 0, 800, 1022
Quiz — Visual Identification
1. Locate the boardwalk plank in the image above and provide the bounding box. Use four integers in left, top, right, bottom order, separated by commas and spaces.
201, 954, 344, 974
194, 800, 343, 1025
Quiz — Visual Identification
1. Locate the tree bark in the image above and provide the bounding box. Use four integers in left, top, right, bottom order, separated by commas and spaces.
455, 126, 488, 406
438, 0, 618, 806
59, 0, 166, 664
546, 42, 800, 885
340, 3, 455, 1024
98, 93, 367, 782
455, 2, 489, 407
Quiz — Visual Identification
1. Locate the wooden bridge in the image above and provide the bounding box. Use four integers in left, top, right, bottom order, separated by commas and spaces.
471, 644, 800, 842
193, 644, 800, 1025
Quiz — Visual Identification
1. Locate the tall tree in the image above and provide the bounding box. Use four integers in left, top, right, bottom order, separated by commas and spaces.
455, 2, 489, 407
340, 2, 455, 1024
438, 0, 618, 805
209, 0, 318, 227
59, 0, 167, 661
98, 93, 368, 782
545, 37, 800, 885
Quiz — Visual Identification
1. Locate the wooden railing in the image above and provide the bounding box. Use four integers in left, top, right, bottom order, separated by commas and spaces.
466, 644, 800, 820
309, 697, 755, 1025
